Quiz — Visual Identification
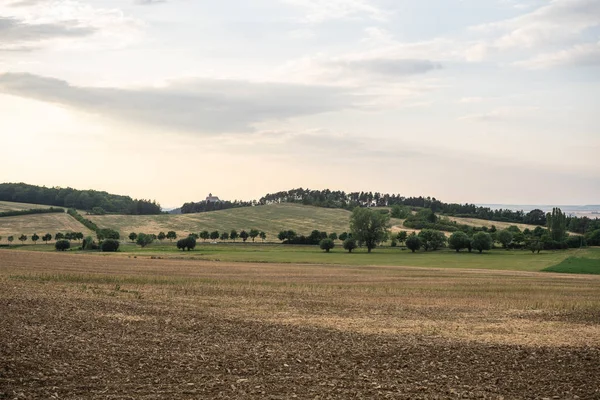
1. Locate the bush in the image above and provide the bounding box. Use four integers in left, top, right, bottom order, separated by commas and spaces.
82, 236, 98, 250
566, 235, 586, 248
100, 239, 120, 252
343, 238, 357, 253
177, 236, 197, 251
585, 229, 600, 246
55, 240, 70, 251
319, 238, 335, 253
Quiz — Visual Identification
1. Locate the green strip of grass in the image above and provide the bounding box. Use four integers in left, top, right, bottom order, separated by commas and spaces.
543, 257, 600, 275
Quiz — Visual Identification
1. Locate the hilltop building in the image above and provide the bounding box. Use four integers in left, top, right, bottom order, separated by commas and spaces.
206, 193, 220, 203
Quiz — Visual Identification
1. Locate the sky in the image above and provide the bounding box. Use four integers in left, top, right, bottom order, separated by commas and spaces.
0, 0, 598, 208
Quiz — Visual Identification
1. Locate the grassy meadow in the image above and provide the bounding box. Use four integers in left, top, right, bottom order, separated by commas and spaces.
0, 212, 95, 239
0, 200, 55, 212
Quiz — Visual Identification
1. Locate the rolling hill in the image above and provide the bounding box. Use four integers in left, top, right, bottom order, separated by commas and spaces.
83, 203, 372, 240
0, 201, 55, 212
0, 213, 95, 240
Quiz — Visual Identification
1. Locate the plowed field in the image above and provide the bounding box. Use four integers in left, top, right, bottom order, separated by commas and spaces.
1, 251, 599, 399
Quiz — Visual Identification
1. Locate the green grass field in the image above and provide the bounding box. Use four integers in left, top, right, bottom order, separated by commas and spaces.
543, 256, 600, 275
10, 239, 600, 272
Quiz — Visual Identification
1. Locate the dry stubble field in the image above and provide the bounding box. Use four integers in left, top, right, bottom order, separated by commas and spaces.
1, 250, 600, 399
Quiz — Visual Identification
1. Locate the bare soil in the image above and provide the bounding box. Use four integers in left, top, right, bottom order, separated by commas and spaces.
1, 251, 599, 399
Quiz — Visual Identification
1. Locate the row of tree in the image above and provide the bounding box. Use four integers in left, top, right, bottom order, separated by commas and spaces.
127, 229, 268, 245
0, 183, 161, 215
0, 232, 84, 244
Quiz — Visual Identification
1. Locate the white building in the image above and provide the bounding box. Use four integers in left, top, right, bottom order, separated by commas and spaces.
206, 193, 220, 203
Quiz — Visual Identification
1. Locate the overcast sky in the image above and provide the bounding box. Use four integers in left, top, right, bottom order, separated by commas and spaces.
0, 0, 598, 207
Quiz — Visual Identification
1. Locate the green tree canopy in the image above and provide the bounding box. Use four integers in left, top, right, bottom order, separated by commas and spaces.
418, 229, 446, 251
448, 231, 469, 252
350, 207, 390, 253
405, 233, 422, 253
472, 232, 492, 253
343, 238, 357, 253
319, 238, 335, 253
496, 230, 513, 249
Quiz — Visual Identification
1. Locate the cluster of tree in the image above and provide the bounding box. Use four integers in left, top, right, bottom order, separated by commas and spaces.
180, 200, 255, 214
277, 230, 338, 245
258, 188, 600, 231
0, 183, 161, 214
0, 207, 64, 218
403, 209, 475, 233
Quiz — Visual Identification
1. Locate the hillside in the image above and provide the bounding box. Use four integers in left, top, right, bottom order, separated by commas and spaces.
0, 213, 95, 239
0, 201, 55, 212
84, 203, 357, 240
84, 203, 412, 240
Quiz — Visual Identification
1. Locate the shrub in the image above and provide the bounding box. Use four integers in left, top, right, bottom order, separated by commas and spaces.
319, 238, 335, 253
566, 235, 586, 248
101, 239, 120, 252
82, 236, 98, 250
55, 240, 70, 251
177, 236, 197, 251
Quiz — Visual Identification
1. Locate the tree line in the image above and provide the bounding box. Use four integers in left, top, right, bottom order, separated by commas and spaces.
0, 207, 65, 218
0, 183, 161, 215
180, 200, 256, 214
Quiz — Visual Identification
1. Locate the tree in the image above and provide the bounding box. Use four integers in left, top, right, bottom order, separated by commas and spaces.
527, 239, 542, 254
350, 207, 390, 253
259, 231, 266, 242
97, 229, 120, 240
136, 233, 154, 248
547, 207, 567, 242
200, 230, 209, 242
343, 238, 357, 253
448, 231, 469, 252
405, 233, 422, 253
55, 239, 70, 251
65, 232, 74, 241
177, 236, 197, 251
8, 236, 14, 245
524, 209, 546, 226
31, 233, 39, 244
189, 233, 199, 239
418, 229, 446, 251
42, 233, 52, 244
158, 232, 166, 241
390, 205, 410, 219
472, 232, 492, 253
83, 236, 96, 250
101, 239, 120, 252
55, 232, 64, 241
339, 232, 349, 241
75, 232, 84, 242
328, 232, 338, 241
319, 238, 335, 253
496, 230, 513, 249
240, 230, 249, 242
220, 232, 229, 241
210, 231, 220, 241
167, 231, 177, 241
396, 231, 408, 245
129, 232, 138, 242
230, 230, 239, 242
18, 234, 27, 244
249, 229, 259, 242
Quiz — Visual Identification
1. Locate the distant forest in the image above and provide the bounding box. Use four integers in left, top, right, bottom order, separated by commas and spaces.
0, 183, 161, 215
258, 188, 599, 234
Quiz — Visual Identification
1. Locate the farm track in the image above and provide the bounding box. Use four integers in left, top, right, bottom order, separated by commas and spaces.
1, 251, 599, 399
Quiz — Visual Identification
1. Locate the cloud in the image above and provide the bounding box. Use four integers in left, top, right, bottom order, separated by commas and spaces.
466, 0, 600, 60
0, 16, 95, 44
282, 0, 388, 23
0, 73, 358, 134
329, 58, 442, 77
515, 41, 600, 68
458, 106, 540, 122
135, 0, 167, 4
